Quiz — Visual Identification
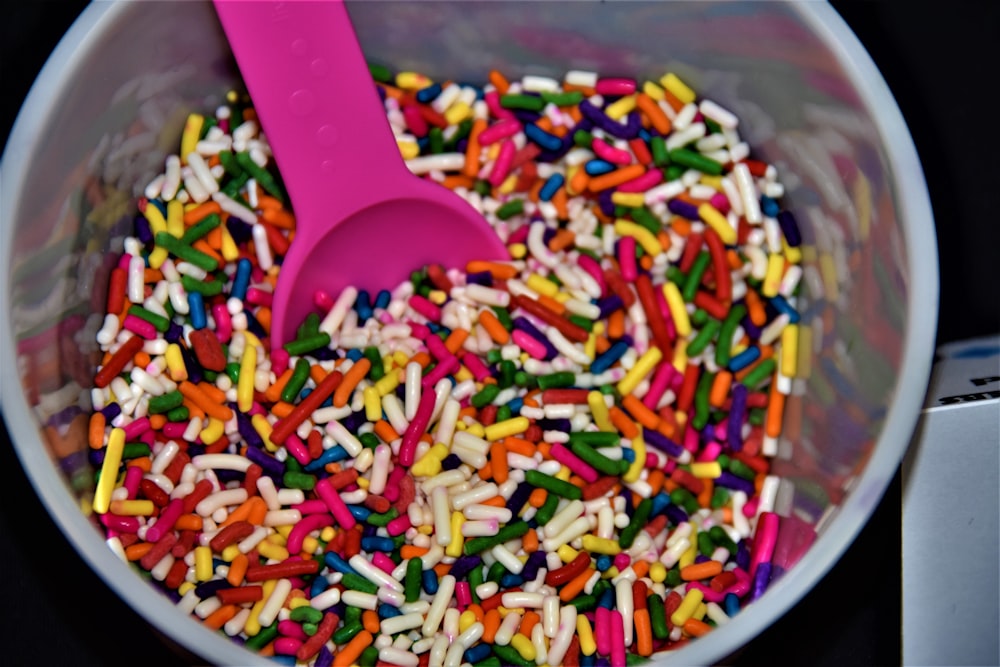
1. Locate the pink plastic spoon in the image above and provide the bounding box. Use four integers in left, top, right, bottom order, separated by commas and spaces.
213, 0, 508, 350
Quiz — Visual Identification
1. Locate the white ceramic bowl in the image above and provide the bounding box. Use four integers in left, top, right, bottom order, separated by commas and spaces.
1, 2, 937, 665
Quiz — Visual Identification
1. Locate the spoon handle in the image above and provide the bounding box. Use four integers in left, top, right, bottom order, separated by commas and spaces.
213, 0, 404, 245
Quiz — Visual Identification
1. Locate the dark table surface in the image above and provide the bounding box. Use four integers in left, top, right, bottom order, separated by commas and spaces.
2, 2, 997, 666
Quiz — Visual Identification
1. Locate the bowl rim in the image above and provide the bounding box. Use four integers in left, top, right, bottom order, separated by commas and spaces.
0, 1, 938, 665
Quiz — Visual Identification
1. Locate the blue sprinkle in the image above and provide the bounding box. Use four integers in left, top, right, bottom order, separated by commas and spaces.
538, 173, 565, 202
310, 576, 328, 598
323, 552, 358, 576
417, 136, 430, 151
465, 644, 492, 664
500, 573, 525, 588
584, 158, 615, 176
525, 123, 563, 152
760, 195, 780, 218
374, 289, 391, 309
769, 295, 800, 323
187, 292, 206, 329
379, 604, 402, 619
506, 396, 524, 415
416, 82, 442, 103
622, 447, 635, 463
361, 536, 395, 552
422, 568, 439, 595
725, 592, 741, 617
232, 258, 252, 300
346, 348, 365, 362
729, 346, 761, 373
598, 588, 615, 608
591, 340, 629, 374
270, 655, 296, 666
595, 555, 612, 572
349, 505, 372, 521
651, 492, 672, 516
303, 446, 349, 472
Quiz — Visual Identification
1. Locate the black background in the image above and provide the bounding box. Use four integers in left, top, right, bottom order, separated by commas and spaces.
1, 2, 997, 665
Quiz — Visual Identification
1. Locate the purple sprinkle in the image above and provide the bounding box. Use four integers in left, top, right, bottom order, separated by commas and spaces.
667, 198, 700, 220
596, 294, 624, 318
100, 402, 122, 421
511, 108, 542, 125
597, 188, 616, 216
466, 271, 493, 286
537, 418, 572, 433
449, 555, 482, 580
440, 454, 463, 470
215, 468, 243, 484
245, 444, 284, 477
341, 409, 367, 433
736, 540, 752, 570
750, 562, 773, 601
512, 317, 558, 359
134, 214, 153, 245
716, 471, 755, 495
642, 427, 685, 458
226, 217, 253, 245
603, 111, 641, 140
237, 412, 265, 449
728, 383, 748, 450
194, 578, 231, 599
315, 646, 334, 667
521, 550, 547, 580
505, 482, 533, 516
165, 322, 184, 344
777, 210, 801, 247
664, 503, 688, 525
741, 315, 763, 341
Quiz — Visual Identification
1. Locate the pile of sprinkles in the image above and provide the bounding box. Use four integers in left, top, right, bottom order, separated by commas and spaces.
89, 65, 807, 666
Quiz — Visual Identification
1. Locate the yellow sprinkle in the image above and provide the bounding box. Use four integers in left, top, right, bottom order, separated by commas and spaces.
446, 512, 465, 558
166, 199, 184, 238
581, 535, 621, 555
498, 173, 519, 195
605, 94, 637, 120
454, 366, 474, 383
165, 343, 188, 381
221, 544, 241, 562
108, 499, 156, 516
699, 175, 724, 191
783, 237, 802, 265
374, 372, 400, 396
510, 633, 536, 661
660, 73, 696, 105
576, 614, 597, 655
642, 80, 666, 102
459, 610, 478, 633
614, 219, 662, 257
556, 545, 579, 564
623, 433, 645, 483
584, 332, 597, 362
610, 192, 646, 209
554, 466, 571, 482
257, 540, 290, 562
289, 597, 311, 610
397, 140, 420, 160
525, 273, 559, 298
780, 324, 799, 378
698, 203, 736, 245
269, 528, 289, 544
320, 526, 336, 542
180, 114, 204, 164
428, 289, 448, 306
484, 417, 530, 441
144, 203, 167, 234
148, 246, 169, 270
679, 534, 698, 569
553, 291, 570, 303
603, 566, 619, 579
245, 579, 277, 636
356, 477, 370, 490
819, 253, 839, 301
220, 223, 240, 262
251, 413, 277, 452
689, 462, 723, 479
762, 253, 785, 298
670, 588, 704, 626
237, 338, 257, 412
444, 101, 472, 125
693, 601, 708, 622
854, 171, 872, 241
194, 545, 214, 581
566, 165, 583, 196
588, 390, 614, 432
509, 243, 528, 259
396, 71, 432, 90
617, 346, 662, 396
417, 525, 433, 536
672, 338, 688, 374
200, 417, 225, 446
392, 351, 410, 369
649, 561, 667, 583
178, 581, 196, 597
465, 423, 486, 439
662, 282, 691, 337
93, 427, 125, 514
364, 386, 382, 421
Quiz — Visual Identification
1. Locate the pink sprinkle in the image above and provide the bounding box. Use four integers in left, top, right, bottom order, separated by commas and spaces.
710, 192, 730, 213
160, 421, 188, 440
595, 77, 636, 96
101, 514, 141, 533
488, 139, 516, 187
421, 355, 460, 389
277, 620, 310, 642
512, 329, 547, 360
575, 253, 607, 296
315, 478, 356, 530
425, 335, 454, 362
123, 465, 145, 499
618, 236, 638, 282
613, 553, 631, 571
314, 290, 334, 312
291, 500, 330, 515
697, 441, 723, 462
507, 224, 531, 245
617, 168, 663, 193
245, 287, 272, 307
461, 350, 492, 382
742, 496, 760, 519
285, 434, 312, 465
145, 498, 184, 543
273, 637, 303, 656
139, 429, 156, 447
609, 610, 626, 667
687, 580, 727, 604
654, 285, 677, 341
591, 137, 633, 165
594, 607, 611, 656
287, 513, 335, 554
749, 513, 779, 577
386, 514, 412, 536
118, 254, 132, 271
642, 361, 677, 410
683, 424, 700, 453
409, 294, 442, 322
122, 314, 157, 340
123, 417, 150, 440
406, 320, 431, 340
250, 265, 266, 284
478, 117, 522, 146
383, 468, 405, 503
549, 443, 599, 483
402, 104, 429, 137
455, 581, 472, 609
399, 390, 436, 466
485, 90, 517, 122
211, 304, 233, 343
372, 552, 397, 575
271, 348, 289, 377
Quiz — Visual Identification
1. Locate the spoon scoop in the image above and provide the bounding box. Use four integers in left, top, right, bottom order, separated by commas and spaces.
213, 0, 509, 349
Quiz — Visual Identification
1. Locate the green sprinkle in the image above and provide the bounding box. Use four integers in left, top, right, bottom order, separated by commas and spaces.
664, 164, 686, 181
302, 622, 318, 636
428, 126, 444, 154
283, 332, 331, 356
536, 371, 575, 390
525, 470, 582, 500
569, 440, 621, 476
686, 318, 721, 357
541, 90, 584, 107
683, 252, 712, 302
487, 561, 506, 583
728, 458, 757, 481
648, 593, 669, 639
710, 485, 730, 509
666, 265, 687, 286
567, 431, 620, 448
367, 508, 399, 527
225, 362, 240, 384
567, 593, 597, 612
500, 93, 545, 111
698, 531, 716, 557
281, 358, 312, 403
670, 488, 700, 515
154, 232, 218, 272
474, 180, 492, 196
667, 148, 724, 175
289, 605, 323, 624
619, 498, 652, 548
573, 129, 594, 147
179, 213, 221, 245
664, 566, 682, 587
471, 384, 501, 408
359, 432, 380, 449
492, 645, 534, 667
340, 572, 378, 595
165, 405, 189, 422
630, 206, 662, 235
490, 306, 513, 331
495, 404, 512, 422
148, 390, 184, 414
282, 471, 316, 491
127, 305, 171, 332
691, 308, 710, 327
363, 346, 385, 381
709, 525, 737, 555
220, 171, 250, 199
742, 358, 777, 389
218, 150, 244, 177
359, 645, 380, 667
467, 564, 484, 604
331, 619, 364, 645
650, 136, 670, 167
514, 371, 536, 389
692, 370, 715, 430
235, 151, 286, 203
567, 314, 594, 332
472, 657, 502, 667
180, 273, 224, 297
715, 304, 747, 368
122, 442, 151, 460
464, 521, 530, 555
404, 557, 423, 603
368, 63, 392, 83
496, 199, 525, 220
245, 623, 279, 650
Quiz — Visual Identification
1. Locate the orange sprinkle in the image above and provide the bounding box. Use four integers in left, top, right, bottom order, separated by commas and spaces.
433, 563, 451, 579
183, 200, 222, 224
204, 604, 238, 631
270, 401, 294, 419
503, 437, 535, 457
441, 174, 474, 190
466, 261, 518, 280
133, 351, 151, 369
400, 545, 429, 560
519, 611, 541, 638
608, 406, 640, 439
227, 553, 249, 586
662, 89, 685, 112
265, 368, 294, 403
568, 167, 590, 195
490, 441, 509, 484
260, 206, 296, 230
178, 381, 233, 421
124, 542, 153, 561
478, 462, 493, 480
482, 609, 502, 644
478, 309, 510, 344
192, 238, 223, 263
174, 514, 203, 531
587, 164, 645, 192
671, 217, 692, 237
143, 268, 163, 284
362, 610, 380, 634
466, 604, 485, 624
551, 187, 569, 221
89, 413, 106, 449
635, 92, 671, 135
766, 381, 786, 439
558, 567, 595, 602
335, 630, 373, 667
374, 420, 400, 444
148, 414, 167, 431
198, 381, 227, 403
333, 357, 372, 407
697, 478, 714, 509
479, 496, 507, 508
128, 457, 152, 473
444, 328, 469, 354
709, 371, 732, 408
411, 351, 433, 368
309, 364, 328, 385
632, 560, 650, 580
683, 618, 713, 638
537, 294, 566, 316
527, 487, 547, 508
488, 69, 510, 95
607, 310, 626, 339
464, 118, 487, 178
621, 395, 660, 430
522, 528, 539, 553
